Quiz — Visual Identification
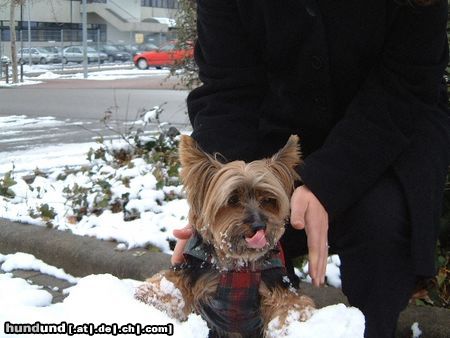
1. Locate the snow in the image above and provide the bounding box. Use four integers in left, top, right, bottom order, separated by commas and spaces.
299, 255, 342, 288
267, 304, 365, 338
1, 67, 170, 87
0, 79, 43, 87
0, 252, 78, 284
0, 252, 364, 338
411, 322, 422, 338
0, 142, 96, 176
0, 271, 209, 337
0, 273, 53, 307
0, 115, 66, 131
0, 137, 188, 253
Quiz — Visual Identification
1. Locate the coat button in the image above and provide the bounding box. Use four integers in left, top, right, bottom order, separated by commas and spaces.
305, 5, 316, 17
311, 56, 323, 70
314, 96, 328, 112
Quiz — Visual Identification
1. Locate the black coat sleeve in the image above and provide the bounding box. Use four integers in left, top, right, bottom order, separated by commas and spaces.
187, 0, 268, 161
298, 1, 450, 218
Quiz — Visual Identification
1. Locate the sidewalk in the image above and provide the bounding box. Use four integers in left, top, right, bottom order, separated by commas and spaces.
1, 218, 449, 337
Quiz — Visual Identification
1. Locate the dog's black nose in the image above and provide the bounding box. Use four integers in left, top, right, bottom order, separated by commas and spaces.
252, 222, 266, 231
245, 209, 268, 231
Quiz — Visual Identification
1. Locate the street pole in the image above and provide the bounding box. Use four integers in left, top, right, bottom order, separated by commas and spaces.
20, 30, 23, 82
97, 28, 100, 69
20, 3, 23, 57
0, 28, 3, 80
20, 3, 23, 79
27, 0, 32, 66
82, 0, 88, 79
70, 0, 73, 46
61, 29, 64, 72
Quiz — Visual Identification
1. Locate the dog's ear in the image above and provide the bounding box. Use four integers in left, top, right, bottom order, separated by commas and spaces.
268, 135, 301, 193
271, 135, 301, 169
179, 135, 221, 172
179, 135, 222, 225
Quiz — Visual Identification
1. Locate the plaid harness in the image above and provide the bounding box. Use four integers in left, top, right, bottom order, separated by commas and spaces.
179, 235, 289, 336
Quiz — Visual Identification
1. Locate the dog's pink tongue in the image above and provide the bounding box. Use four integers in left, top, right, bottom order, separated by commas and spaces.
245, 229, 267, 249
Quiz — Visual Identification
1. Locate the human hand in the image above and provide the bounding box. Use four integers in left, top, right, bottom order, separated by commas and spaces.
171, 225, 193, 265
290, 185, 329, 287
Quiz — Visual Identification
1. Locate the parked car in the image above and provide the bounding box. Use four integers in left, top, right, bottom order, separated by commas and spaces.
113, 44, 138, 56
137, 43, 159, 52
133, 42, 193, 70
43, 46, 62, 56
95, 44, 131, 62
113, 44, 153, 57
17, 47, 60, 64
62, 46, 107, 64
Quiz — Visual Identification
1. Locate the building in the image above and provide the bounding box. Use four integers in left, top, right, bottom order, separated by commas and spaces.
0, 0, 179, 56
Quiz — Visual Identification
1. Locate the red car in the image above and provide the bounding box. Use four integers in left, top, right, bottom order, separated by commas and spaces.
133, 42, 193, 69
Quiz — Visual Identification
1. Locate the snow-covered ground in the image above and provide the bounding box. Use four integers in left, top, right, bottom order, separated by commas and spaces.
0, 252, 365, 338
0, 115, 96, 173
0, 65, 170, 87
0, 253, 210, 338
34, 68, 170, 81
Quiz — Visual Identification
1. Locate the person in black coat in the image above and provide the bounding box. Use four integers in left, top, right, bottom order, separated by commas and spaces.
172, 0, 450, 337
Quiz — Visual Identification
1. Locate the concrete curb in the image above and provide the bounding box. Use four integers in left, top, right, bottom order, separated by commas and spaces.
0, 218, 170, 281
24, 65, 135, 78
1, 218, 449, 337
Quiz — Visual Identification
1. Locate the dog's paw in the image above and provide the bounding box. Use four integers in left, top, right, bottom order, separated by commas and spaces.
135, 274, 187, 321
297, 305, 315, 322
266, 307, 316, 337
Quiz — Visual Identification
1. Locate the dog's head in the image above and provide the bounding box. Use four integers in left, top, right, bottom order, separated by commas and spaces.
179, 135, 301, 265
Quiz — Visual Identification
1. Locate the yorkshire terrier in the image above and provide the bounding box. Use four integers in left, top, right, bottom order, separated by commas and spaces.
135, 135, 315, 337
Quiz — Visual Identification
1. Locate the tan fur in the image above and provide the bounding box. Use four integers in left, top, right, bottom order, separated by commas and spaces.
135, 135, 315, 337
260, 283, 315, 331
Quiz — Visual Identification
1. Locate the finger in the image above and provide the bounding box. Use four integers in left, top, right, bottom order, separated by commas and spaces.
314, 216, 328, 285
317, 241, 328, 286
306, 205, 328, 287
308, 249, 321, 287
311, 246, 327, 286
171, 238, 189, 265
173, 225, 193, 240
321, 246, 329, 285
306, 227, 321, 286
290, 187, 308, 229
315, 222, 328, 286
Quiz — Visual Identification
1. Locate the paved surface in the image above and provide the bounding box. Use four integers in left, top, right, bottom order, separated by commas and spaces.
22, 75, 187, 90
0, 75, 190, 154
0, 218, 449, 337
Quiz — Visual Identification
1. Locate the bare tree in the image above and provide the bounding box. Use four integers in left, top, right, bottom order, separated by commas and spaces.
10, 0, 22, 83
0, 0, 25, 83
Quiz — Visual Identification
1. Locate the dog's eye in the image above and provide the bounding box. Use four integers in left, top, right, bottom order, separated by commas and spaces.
260, 197, 277, 209
227, 194, 240, 206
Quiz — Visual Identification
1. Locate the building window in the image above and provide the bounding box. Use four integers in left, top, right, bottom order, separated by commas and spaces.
0, 21, 106, 43
141, 0, 178, 9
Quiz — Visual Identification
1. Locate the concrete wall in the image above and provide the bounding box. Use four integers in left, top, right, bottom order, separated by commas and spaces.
141, 7, 177, 21
0, 0, 82, 24
109, 0, 141, 21
106, 25, 132, 44
0, 1, 177, 25
0, 1, 177, 23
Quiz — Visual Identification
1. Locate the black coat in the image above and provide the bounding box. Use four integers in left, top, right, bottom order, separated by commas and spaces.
186, 0, 450, 276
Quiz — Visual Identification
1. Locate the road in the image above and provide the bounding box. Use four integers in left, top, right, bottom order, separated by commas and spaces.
0, 75, 191, 153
